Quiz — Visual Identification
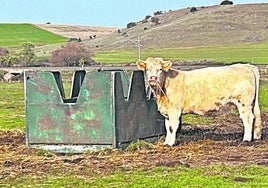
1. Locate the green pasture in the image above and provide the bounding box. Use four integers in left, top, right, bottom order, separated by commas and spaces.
0, 23, 267, 64
0, 83, 25, 130
94, 42, 268, 64
0, 23, 66, 47
4, 165, 268, 187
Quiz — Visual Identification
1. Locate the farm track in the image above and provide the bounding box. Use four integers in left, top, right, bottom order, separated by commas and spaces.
0, 113, 267, 181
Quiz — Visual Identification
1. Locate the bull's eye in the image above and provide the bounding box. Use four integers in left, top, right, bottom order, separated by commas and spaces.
159, 68, 163, 71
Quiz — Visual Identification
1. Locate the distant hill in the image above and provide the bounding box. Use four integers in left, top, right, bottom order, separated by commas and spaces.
83, 3, 268, 50
36, 24, 118, 40
0, 23, 67, 47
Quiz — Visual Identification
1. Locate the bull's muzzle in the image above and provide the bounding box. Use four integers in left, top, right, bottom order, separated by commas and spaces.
149, 76, 158, 86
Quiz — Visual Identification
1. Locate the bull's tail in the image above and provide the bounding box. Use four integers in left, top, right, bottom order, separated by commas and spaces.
251, 65, 262, 139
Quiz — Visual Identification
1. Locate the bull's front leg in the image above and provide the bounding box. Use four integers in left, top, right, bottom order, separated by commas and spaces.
164, 118, 171, 145
164, 111, 181, 146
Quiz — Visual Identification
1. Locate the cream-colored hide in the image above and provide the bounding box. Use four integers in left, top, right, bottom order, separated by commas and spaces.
137, 57, 262, 146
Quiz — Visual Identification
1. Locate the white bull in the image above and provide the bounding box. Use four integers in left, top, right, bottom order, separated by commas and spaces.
137, 57, 262, 146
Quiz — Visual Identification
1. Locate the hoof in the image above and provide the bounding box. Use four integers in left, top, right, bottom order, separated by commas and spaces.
163, 142, 175, 147
253, 133, 262, 140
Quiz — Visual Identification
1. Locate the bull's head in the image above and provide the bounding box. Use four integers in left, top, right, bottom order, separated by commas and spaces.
136, 57, 172, 89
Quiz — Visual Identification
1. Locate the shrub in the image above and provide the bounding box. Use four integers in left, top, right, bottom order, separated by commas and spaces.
151, 17, 160, 24
145, 15, 151, 20
2, 55, 20, 67
0, 47, 9, 56
220, 0, 233, 5
49, 42, 95, 67
127, 22, 137, 28
190, 7, 197, 13
154, 11, 163, 16
19, 42, 37, 66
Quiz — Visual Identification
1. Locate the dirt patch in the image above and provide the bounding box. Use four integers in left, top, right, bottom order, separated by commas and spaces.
0, 113, 268, 181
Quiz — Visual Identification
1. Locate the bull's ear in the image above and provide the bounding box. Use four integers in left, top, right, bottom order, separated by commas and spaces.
136, 60, 146, 71
162, 61, 172, 71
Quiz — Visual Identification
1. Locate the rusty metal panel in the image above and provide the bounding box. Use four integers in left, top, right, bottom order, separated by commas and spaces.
25, 71, 115, 147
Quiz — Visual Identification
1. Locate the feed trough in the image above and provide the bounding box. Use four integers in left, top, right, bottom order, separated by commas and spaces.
24, 69, 165, 153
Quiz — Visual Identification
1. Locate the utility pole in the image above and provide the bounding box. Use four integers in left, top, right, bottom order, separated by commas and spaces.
129, 36, 142, 60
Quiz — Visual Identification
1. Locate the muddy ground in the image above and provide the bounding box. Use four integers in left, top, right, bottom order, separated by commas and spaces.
0, 113, 267, 181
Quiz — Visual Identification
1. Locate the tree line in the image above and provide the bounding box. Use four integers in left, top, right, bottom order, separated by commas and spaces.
0, 41, 95, 67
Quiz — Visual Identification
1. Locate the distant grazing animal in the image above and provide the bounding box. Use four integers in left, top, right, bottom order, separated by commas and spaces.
137, 57, 262, 146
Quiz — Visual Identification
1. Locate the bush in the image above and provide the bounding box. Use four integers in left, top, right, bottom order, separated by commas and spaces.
190, 7, 197, 13
49, 42, 95, 67
151, 17, 160, 24
2, 55, 20, 67
220, 0, 233, 5
0, 47, 9, 56
145, 15, 151, 20
1, 43, 37, 67
19, 42, 37, 66
127, 22, 137, 28
154, 11, 163, 16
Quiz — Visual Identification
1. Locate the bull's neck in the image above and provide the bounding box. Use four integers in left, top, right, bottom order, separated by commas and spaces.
153, 83, 169, 103
156, 94, 169, 103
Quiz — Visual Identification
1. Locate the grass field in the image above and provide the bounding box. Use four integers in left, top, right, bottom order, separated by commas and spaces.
0, 83, 25, 130
0, 23, 267, 64
93, 42, 268, 64
0, 79, 268, 187
5, 165, 268, 187
0, 23, 66, 47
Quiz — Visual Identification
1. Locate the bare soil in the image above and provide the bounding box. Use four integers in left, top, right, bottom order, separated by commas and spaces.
0, 113, 267, 181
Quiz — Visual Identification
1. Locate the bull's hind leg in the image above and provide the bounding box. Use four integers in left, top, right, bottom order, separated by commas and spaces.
253, 102, 262, 140
238, 106, 255, 141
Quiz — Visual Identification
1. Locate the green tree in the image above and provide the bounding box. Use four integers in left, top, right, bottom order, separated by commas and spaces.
19, 42, 37, 66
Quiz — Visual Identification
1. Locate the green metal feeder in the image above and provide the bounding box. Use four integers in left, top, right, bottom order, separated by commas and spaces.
25, 69, 165, 153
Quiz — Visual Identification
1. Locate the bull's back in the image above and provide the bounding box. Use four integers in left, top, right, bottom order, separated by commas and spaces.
170, 64, 258, 114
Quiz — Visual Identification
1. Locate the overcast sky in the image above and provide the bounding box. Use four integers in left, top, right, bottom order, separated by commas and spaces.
0, 0, 266, 27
